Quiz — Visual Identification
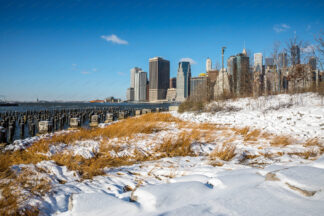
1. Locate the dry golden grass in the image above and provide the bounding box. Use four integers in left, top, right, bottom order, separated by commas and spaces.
0, 113, 183, 215
0, 167, 51, 216
156, 131, 196, 158
232, 127, 250, 137
270, 135, 292, 146
288, 149, 319, 159
209, 160, 224, 167
303, 138, 321, 147
244, 129, 261, 142
260, 151, 284, 158
1, 111, 322, 215
209, 144, 236, 161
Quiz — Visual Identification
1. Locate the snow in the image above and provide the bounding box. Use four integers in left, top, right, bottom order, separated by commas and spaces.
2, 93, 324, 215
174, 93, 324, 142
50, 156, 324, 216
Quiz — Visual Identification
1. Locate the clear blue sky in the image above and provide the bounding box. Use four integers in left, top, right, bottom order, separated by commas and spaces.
0, 0, 323, 101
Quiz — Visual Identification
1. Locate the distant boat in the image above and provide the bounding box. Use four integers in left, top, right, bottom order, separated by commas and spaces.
89, 100, 105, 103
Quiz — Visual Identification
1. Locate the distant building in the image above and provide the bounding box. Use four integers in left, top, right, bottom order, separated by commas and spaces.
105, 97, 121, 103
309, 56, 317, 71
206, 58, 212, 74
176, 61, 191, 102
214, 68, 230, 98
254, 53, 263, 73
166, 88, 177, 101
190, 76, 208, 100
234, 50, 250, 95
265, 58, 274, 67
146, 81, 150, 102
126, 88, 134, 101
278, 52, 288, 69
291, 45, 301, 65
169, 77, 177, 88
149, 57, 170, 102
130, 67, 142, 88
227, 56, 237, 93
127, 67, 142, 101
134, 71, 147, 101
208, 70, 219, 83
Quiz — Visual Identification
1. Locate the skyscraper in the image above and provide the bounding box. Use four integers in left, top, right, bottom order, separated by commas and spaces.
190, 76, 208, 101
134, 71, 147, 101
309, 56, 316, 71
236, 51, 250, 95
254, 53, 263, 73
149, 57, 170, 101
126, 88, 134, 101
278, 52, 288, 69
130, 67, 142, 88
291, 45, 300, 65
169, 77, 177, 88
227, 56, 237, 93
176, 61, 191, 101
206, 58, 212, 73
265, 58, 274, 67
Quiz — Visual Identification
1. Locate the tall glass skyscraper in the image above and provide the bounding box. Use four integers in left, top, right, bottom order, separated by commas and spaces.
134, 71, 147, 101
176, 61, 191, 101
291, 45, 300, 65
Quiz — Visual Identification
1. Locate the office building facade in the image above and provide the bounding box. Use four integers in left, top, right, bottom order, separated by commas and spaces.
126, 88, 134, 101
134, 71, 147, 101
278, 52, 288, 69
130, 67, 142, 88
149, 57, 170, 101
169, 77, 177, 88
265, 58, 274, 67
236, 52, 250, 95
176, 61, 191, 101
254, 53, 263, 73
291, 45, 301, 65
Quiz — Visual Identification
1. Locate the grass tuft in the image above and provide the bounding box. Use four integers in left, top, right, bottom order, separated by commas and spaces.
270, 135, 292, 146
209, 144, 236, 161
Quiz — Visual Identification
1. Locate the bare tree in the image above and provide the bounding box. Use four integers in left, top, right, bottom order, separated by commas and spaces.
314, 31, 324, 71
286, 34, 308, 65
285, 34, 312, 91
271, 41, 281, 67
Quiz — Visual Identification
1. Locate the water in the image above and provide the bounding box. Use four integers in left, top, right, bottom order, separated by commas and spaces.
0, 102, 178, 143
0, 102, 174, 113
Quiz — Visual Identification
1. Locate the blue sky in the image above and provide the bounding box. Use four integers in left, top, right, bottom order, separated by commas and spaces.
0, 0, 323, 101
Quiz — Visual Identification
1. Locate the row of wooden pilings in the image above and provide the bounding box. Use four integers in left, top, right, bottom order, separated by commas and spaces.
0, 107, 167, 146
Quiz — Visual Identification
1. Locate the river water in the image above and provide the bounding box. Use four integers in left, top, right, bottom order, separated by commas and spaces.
0, 102, 175, 113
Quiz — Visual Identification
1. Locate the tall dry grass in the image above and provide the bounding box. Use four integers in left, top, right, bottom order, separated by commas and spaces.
209, 144, 237, 161
270, 135, 292, 146
0, 113, 183, 215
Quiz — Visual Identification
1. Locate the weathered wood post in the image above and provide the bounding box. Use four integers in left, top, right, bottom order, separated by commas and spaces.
0, 126, 7, 145
90, 115, 99, 127
38, 121, 52, 134
70, 117, 80, 128
104, 113, 114, 123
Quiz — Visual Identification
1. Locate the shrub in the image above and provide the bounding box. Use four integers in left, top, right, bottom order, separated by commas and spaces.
178, 100, 204, 113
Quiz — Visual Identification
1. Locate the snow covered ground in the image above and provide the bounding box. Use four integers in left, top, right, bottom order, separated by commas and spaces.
28, 155, 324, 216
174, 93, 324, 142
1, 93, 324, 215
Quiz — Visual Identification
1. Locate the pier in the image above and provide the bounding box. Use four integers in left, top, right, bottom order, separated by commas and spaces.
0, 104, 169, 145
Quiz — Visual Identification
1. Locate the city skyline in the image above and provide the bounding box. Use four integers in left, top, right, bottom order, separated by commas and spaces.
0, 0, 323, 101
